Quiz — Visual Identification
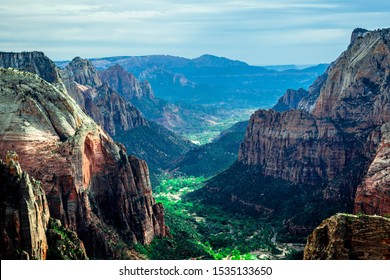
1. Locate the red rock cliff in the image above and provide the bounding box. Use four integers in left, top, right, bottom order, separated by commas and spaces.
354, 123, 390, 215
0, 68, 167, 258
0, 151, 50, 260
304, 213, 390, 260
238, 109, 351, 184
239, 28, 390, 189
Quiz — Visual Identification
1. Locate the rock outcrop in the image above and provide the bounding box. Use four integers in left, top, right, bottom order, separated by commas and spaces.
64, 56, 102, 88
62, 57, 148, 136
81, 83, 148, 135
196, 28, 390, 240
0, 150, 50, 260
0, 51, 65, 91
354, 123, 390, 215
304, 213, 390, 260
100, 64, 154, 100
273, 88, 309, 112
238, 109, 352, 185
0, 68, 167, 259
240, 28, 390, 189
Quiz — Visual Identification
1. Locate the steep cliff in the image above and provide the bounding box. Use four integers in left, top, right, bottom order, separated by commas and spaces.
273, 88, 309, 112
304, 213, 390, 260
311, 29, 390, 130
100, 64, 154, 100
0, 68, 167, 258
354, 123, 390, 215
81, 83, 148, 135
0, 151, 50, 260
62, 57, 148, 136
239, 28, 390, 188
64, 56, 102, 88
238, 109, 353, 185
0, 51, 65, 91
60, 57, 193, 176
194, 28, 390, 240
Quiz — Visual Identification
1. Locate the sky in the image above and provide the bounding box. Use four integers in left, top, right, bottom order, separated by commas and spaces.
1, 0, 390, 65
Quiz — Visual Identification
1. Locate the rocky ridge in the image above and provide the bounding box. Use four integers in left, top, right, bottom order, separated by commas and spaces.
354, 123, 390, 215
0, 68, 167, 259
62, 57, 148, 136
240, 28, 390, 196
304, 213, 390, 260
100, 64, 154, 100
196, 28, 390, 244
0, 150, 50, 260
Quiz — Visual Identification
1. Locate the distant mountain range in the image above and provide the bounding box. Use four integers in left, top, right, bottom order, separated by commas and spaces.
56, 55, 328, 109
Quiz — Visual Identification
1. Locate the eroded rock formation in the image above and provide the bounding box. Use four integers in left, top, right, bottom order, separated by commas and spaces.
0, 68, 167, 259
354, 123, 390, 215
100, 64, 155, 100
239, 28, 390, 204
304, 213, 390, 260
0, 150, 50, 260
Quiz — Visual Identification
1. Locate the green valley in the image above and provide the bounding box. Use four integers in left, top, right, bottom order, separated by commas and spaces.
135, 176, 303, 260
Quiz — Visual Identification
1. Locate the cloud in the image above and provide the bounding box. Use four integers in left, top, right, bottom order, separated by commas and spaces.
1, 0, 390, 64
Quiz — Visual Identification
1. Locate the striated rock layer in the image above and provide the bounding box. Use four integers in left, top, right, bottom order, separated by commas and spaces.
304, 213, 390, 260
239, 28, 390, 206
100, 64, 155, 100
354, 123, 390, 215
0, 68, 167, 258
0, 150, 50, 260
238, 109, 352, 185
62, 57, 149, 136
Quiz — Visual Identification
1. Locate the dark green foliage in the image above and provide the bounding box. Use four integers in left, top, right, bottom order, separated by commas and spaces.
171, 121, 247, 177
47, 219, 88, 260
135, 176, 277, 260
190, 162, 359, 242
113, 122, 194, 184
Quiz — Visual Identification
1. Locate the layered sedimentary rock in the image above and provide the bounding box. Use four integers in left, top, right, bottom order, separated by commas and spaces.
273, 88, 309, 112
61, 57, 148, 136
0, 51, 65, 91
100, 64, 155, 100
0, 68, 166, 258
311, 29, 390, 130
204, 28, 390, 241
0, 151, 50, 260
238, 109, 352, 185
64, 56, 102, 87
81, 83, 148, 135
354, 123, 390, 215
240, 28, 390, 189
304, 213, 390, 260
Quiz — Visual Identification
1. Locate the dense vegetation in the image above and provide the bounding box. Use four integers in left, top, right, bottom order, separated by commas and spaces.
135, 176, 299, 260
190, 161, 362, 242
114, 122, 194, 183
171, 121, 248, 177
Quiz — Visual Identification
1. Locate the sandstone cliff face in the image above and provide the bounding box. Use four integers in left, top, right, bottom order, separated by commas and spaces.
81, 83, 148, 135
62, 57, 148, 136
273, 88, 309, 112
0, 151, 50, 260
64, 57, 102, 88
0, 51, 64, 91
304, 213, 390, 260
240, 28, 390, 188
311, 29, 390, 129
238, 109, 352, 185
100, 64, 155, 100
0, 68, 166, 258
354, 123, 390, 215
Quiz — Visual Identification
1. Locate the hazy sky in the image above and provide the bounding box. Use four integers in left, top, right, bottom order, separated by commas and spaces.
1, 0, 389, 65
